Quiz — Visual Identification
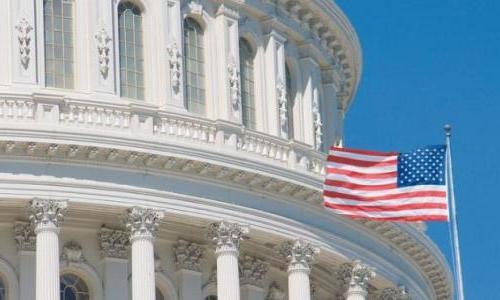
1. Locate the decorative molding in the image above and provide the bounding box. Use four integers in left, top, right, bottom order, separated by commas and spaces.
95, 27, 112, 78
15, 17, 33, 68
167, 42, 182, 92
276, 78, 288, 139
98, 227, 130, 259
62, 240, 86, 264
376, 286, 411, 300
173, 239, 204, 271
124, 207, 164, 240
13, 221, 36, 251
312, 95, 323, 151
208, 220, 249, 252
28, 198, 68, 229
266, 282, 285, 300
280, 239, 320, 271
349, 260, 376, 289
240, 255, 269, 287
227, 56, 241, 118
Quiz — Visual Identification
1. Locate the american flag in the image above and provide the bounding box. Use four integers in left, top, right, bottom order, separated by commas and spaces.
323, 145, 449, 222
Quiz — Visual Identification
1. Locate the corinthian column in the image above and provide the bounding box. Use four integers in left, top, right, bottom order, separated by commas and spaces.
346, 260, 376, 300
280, 239, 320, 300
29, 198, 68, 300
124, 207, 164, 300
208, 221, 249, 300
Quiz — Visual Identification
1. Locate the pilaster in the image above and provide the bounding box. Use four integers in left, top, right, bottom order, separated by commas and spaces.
213, 3, 242, 123
98, 226, 130, 300
11, 0, 37, 85
299, 57, 321, 147
14, 221, 36, 300
174, 239, 204, 300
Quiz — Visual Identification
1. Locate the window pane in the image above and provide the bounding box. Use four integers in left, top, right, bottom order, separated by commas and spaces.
239, 39, 256, 129
184, 18, 205, 114
44, 0, 74, 89
118, 2, 144, 100
60, 274, 89, 300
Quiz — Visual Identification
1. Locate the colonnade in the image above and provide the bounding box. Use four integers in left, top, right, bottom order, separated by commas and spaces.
26, 198, 381, 300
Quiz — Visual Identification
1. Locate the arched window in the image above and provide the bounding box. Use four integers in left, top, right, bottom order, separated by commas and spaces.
285, 64, 294, 139
183, 18, 206, 115
239, 39, 256, 129
118, 2, 144, 100
0, 277, 5, 300
156, 287, 165, 300
60, 273, 89, 300
44, 0, 74, 89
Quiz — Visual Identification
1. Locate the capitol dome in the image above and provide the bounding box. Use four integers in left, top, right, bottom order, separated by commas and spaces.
0, 0, 452, 300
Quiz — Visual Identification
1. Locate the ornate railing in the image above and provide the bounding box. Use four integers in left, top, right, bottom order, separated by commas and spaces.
0, 96, 325, 177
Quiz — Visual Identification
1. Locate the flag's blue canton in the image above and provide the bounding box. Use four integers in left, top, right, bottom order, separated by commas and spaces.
397, 145, 446, 187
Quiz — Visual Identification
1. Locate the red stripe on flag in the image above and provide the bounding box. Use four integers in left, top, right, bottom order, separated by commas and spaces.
326, 168, 397, 179
329, 146, 398, 157
327, 156, 397, 167
322, 190, 447, 201
323, 202, 447, 212
324, 180, 397, 191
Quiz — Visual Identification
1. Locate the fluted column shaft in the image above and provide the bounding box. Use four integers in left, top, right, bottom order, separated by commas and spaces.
288, 265, 311, 300
29, 198, 67, 300
216, 246, 241, 300
131, 234, 156, 300
35, 223, 60, 300
346, 285, 367, 300
124, 207, 164, 300
208, 221, 249, 300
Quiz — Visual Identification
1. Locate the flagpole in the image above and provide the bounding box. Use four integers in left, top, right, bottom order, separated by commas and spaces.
444, 124, 465, 300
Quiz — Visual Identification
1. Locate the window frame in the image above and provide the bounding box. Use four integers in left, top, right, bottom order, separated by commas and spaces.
183, 17, 206, 115
239, 38, 257, 130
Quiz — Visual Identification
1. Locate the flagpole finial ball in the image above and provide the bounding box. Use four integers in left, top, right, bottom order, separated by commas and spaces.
444, 124, 452, 136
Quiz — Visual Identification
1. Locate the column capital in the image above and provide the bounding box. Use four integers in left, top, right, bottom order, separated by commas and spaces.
124, 207, 164, 241
29, 198, 67, 231
98, 226, 130, 259
376, 286, 410, 300
240, 255, 269, 287
13, 221, 36, 251
208, 220, 249, 254
349, 260, 376, 289
280, 239, 320, 273
173, 239, 204, 271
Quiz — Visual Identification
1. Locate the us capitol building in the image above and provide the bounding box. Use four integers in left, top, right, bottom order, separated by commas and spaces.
0, 0, 452, 299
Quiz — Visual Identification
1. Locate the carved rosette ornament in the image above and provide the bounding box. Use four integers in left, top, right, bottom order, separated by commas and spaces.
95, 27, 112, 78
266, 282, 286, 300
227, 56, 241, 117
167, 42, 182, 92
29, 199, 68, 232
13, 221, 36, 251
208, 220, 249, 254
276, 78, 288, 139
98, 227, 130, 259
312, 96, 323, 151
376, 286, 410, 300
280, 239, 320, 273
173, 239, 204, 271
239, 255, 269, 287
62, 240, 85, 264
124, 207, 164, 241
15, 17, 33, 68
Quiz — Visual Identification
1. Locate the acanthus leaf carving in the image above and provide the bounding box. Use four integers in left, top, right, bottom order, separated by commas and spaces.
98, 226, 130, 259
312, 94, 323, 151
227, 56, 241, 118
95, 27, 112, 78
28, 198, 67, 229
167, 42, 182, 92
349, 260, 376, 289
280, 239, 319, 271
377, 286, 410, 300
240, 255, 269, 287
208, 220, 249, 252
15, 17, 33, 68
124, 207, 164, 240
276, 78, 288, 139
13, 221, 36, 251
173, 239, 204, 271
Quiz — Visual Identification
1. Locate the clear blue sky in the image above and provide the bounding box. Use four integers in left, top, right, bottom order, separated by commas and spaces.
335, 1, 500, 298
